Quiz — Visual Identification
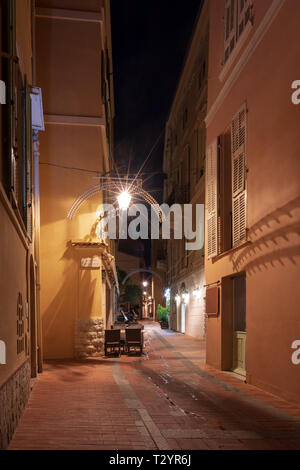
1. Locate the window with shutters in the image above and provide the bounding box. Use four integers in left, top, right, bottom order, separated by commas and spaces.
224, 0, 252, 63
24, 80, 33, 239
237, 0, 252, 39
197, 123, 206, 180
181, 237, 188, 269
11, 66, 34, 237
0, 0, 11, 187
218, 130, 232, 253
231, 104, 247, 247
0, 0, 33, 237
224, 0, 237, 63
207, 104, 247, 259
206, 139, 218, 259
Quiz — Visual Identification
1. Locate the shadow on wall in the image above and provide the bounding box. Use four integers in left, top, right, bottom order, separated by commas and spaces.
83, 217, 99, 242
42, 245, 97, 358
230, 196, 300, 274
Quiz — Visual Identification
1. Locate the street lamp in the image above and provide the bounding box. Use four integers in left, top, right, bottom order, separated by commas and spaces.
143, 281, 148, 287
182, 290, 190, 304
117, 190, 132, 210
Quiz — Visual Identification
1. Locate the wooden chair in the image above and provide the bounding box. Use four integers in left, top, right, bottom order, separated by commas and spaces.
104, 329, 121, 357
125, 328, 143, 356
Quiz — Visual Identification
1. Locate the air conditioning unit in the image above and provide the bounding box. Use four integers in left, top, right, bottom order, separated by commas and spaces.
0, 80, 6, 105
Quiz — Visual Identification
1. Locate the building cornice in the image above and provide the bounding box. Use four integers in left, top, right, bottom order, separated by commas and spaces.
44, 114, 105, 127
35, 8, 103, 23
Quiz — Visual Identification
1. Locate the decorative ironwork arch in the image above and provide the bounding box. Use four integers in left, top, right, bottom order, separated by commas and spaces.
67, 178, 163, 220
121, 268, 163, 286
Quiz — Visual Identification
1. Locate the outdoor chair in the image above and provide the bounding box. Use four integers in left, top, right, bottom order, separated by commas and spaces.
104, 329, 121, 357
125, 328, 143, 356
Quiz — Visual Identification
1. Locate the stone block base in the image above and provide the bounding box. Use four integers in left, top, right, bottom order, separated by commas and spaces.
74, 318, 105, 359
0, 360, 31, 449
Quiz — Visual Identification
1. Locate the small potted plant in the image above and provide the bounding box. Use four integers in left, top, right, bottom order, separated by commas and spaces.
157, 304, 169, 329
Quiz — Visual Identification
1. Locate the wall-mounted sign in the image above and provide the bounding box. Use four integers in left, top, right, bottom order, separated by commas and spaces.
30, 86, 45, 131
0, 80, 6, 104
81, 257, 101, 269
205, 286, 219, 316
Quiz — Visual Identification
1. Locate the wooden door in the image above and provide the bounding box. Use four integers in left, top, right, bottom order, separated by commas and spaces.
232, 275, 246, 376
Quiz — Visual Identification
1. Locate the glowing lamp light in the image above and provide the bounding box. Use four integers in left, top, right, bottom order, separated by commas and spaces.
117, 190, 131, 210
164, 288, 170, 300
192, 288, 201, 300
143, 291, 147, 296
143, 281, 148, 287
182, 291, 190, 304
175, 294, 181, 305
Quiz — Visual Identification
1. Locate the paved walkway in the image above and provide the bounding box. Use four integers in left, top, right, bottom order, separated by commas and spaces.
9, 323, 300, 450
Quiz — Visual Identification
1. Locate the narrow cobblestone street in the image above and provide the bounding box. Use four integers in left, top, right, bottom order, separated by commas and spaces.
9, 323, 300, 450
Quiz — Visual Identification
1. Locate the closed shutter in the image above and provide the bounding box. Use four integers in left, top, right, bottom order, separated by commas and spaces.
206, 139, 218, 259
231, 104, 247, 247
224, 0, 237, 62
25, 81, 33, 239
237, 0, 252, 40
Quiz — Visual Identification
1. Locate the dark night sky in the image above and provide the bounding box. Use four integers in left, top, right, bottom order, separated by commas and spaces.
110, 0, 202, 204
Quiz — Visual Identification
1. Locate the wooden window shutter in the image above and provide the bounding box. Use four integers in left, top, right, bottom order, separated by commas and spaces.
237, 0, 252, 40
224, 0, 237, 62
231, 104, 247, 247
206, 139, 218, 259
25, 80, 33, 239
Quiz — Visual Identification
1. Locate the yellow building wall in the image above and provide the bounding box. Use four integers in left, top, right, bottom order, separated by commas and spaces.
36, 1, 110, 359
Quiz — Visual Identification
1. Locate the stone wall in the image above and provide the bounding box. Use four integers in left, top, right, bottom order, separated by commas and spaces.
0, 360, 31, 449
74, 318, 105, 359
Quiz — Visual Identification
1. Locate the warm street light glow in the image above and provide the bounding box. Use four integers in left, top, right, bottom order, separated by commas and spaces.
164, 288, 170, 300
143, 281, 148, 287
182, 292, 189, 304
117, 190, 131, 210
193, 288, 201, 300
143, 291, 147, 295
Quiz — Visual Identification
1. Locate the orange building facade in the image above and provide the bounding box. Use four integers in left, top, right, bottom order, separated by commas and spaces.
0, 0, 43, 449
205, 0, 300, 404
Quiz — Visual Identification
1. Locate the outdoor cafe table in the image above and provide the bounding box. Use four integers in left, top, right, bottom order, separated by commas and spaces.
112, 323, 144, 349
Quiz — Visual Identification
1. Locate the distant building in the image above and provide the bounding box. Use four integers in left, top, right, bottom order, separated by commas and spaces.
0, 0, 43, 449
116, 248, 145, 318
116, 249, 145, 287
151, 238, 167, 321
35, 0, 118, 359
163, 1, 209, 339
204, 0, 300, 404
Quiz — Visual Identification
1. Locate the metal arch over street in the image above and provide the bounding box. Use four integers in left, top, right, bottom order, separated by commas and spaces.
121, 268, 163, 285
67, 177, 163, 220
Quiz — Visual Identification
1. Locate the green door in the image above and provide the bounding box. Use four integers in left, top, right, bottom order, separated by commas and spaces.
232, 276, 246, 376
